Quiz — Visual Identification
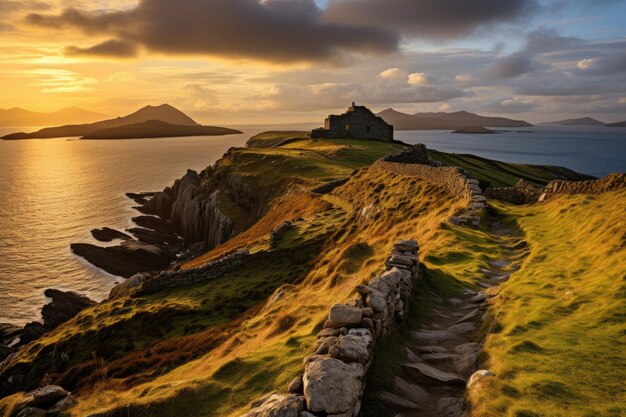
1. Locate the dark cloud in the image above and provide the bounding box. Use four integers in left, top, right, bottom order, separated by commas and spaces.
64, 39, 138, 57
25, 0, 399, 63
491, 51, 546, 79
322, 0, 539, 40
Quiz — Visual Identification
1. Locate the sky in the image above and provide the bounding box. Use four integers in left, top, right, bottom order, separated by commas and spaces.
1, 0, 626, 124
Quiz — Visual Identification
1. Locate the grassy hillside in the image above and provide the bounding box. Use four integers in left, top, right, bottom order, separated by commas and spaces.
0, 133, 620, 417
470, 190, 626, 417
428, 150, 594, 188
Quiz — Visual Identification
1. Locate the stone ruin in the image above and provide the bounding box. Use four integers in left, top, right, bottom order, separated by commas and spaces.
311, 102, 393, 141
240, 239, 420, 417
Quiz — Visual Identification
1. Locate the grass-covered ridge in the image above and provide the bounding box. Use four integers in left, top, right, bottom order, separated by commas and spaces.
470, 190, 626, 417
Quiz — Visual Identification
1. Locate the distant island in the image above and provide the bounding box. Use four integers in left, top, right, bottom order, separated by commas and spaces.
452, 126, 496, 134
0, 106, 104, 127
2, 104, 241, 140
81, 120, 241, 139
606, 120, 626, 127
377, 109, 531, 130
539, 117, 606, 126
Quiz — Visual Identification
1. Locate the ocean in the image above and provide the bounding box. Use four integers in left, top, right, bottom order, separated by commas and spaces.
0, 125, 625, 325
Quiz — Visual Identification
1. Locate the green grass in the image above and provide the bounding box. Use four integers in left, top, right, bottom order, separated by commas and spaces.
470, 191, 626, 417
429, 150, 593, 188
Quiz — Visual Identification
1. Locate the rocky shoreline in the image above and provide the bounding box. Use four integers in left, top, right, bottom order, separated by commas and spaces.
0, 290, 95, 363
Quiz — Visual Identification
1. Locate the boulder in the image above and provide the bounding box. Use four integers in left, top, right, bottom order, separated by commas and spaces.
108, 273, 149, 299
20, 322, 46, 344
90, 227, 131, 242
327, 305, 362, 328
26, 385, 70, 408
393, 239, 419, 252
241, 393, 304, 417
467, 369, 495, 391
287, 375, 303, 394
41, 289, 95, 329
71, 240, 174, 278
0, 343, 13, 361
303, 357, 365, 415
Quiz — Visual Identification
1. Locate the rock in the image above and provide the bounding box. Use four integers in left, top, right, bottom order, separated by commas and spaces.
447, 322, 475, 335
300, 413, 317, 417
355, 285, 372, 296
467, 369, 495, 391
287, 375, 303, 394
453, 343, 481, 355
403, 363, 466, 385
0, 323, 22, 345
41, 289, 95, 329
393, 239, 419, 252
454, 352, 477, 377
127, 227, 181, 246
317, 328, 341, 338
242, 393, 304, 417
132, 215, 176, 234
405, 347, 422, 363
411, 329, 456, 344
0, 343, 13, 361
323, 333, 371, 364
378, 391, 420, 409
415, 345, 449, 354
91, 227, 131, 242
26, 385, 70, 408
365, 292, 387, 315
393, 377, 429, 404
303, 357, 365, 415
327, 305, 362, 328
20, 322, 46, 344
48, 394, 78, 413
436, 396, 466, 417
16, 408, 46, 417
455, 310, 479, 324
108, 272, 149, 299
71, 240, 174, 278
421, 353, 458, 363
468, 293, 489, 303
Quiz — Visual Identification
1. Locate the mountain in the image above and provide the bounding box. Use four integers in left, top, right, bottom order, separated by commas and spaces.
2, 104, 223, 139
606, 120, 626, 127
377, 109, 532, 130
540, 117, 606, 126
0, 107, 104, 127
81, 120, 242, 139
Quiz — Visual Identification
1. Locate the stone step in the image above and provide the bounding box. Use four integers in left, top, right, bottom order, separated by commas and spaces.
393, 377, 430, 404
403, 363, 466, 385
378, 391, 421, 409
421, 353, 458, 363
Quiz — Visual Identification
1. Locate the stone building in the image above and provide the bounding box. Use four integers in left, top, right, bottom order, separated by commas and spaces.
311, 102, 393, 141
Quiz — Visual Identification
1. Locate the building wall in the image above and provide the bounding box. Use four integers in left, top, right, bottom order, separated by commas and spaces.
312, 104, 393, 141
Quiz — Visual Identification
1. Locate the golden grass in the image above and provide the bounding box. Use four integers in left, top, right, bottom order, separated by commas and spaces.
470, 190, 626, 417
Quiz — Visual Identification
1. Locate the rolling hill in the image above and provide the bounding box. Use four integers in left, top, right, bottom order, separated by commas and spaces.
606, 120, 626, 127
2, 104, 239, 139
0, 107, 104, 127
377, 109, 532, 130
539, 117, 605, 126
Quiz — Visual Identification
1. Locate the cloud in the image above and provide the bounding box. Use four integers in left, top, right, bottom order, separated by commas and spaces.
490, 51, 548, 79
484, 96, 539, 113
25, 0, 399, 63
322, 0, 539, 40
64, 39, 138, 57
262, 67, 469, 111
575, 52, 626, 75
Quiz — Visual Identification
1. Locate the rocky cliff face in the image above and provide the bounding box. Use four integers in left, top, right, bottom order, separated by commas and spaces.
143, 152, 262, 251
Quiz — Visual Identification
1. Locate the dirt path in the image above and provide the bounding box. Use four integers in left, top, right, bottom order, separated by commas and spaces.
375, 217, 524, 417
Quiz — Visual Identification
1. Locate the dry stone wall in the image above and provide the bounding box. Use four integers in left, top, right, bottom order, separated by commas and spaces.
240, 239, 420, 417
371, 159, 486, 227
108, 249, 253, 298
485, 173, 626, 204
